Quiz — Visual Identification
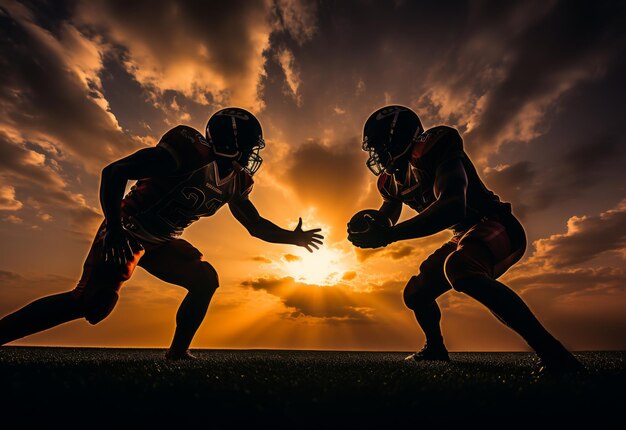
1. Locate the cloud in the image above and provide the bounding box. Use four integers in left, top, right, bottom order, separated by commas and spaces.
529, 199, 626, 268
276, 47, 303, 106
484, 135, 624, 218
0, 2, 141, 168
341, 271, 357, 281
75, 0, 276, 111
241, 276, 376, 322
419, 1, 626, 159
0, 132, 101, 234
283, 253, 302, 262
272, 0, 317, 45
0, 269, 75, 314
355, 244, 416, 262
251, 256, 272, 264
0, 182, 22, 211
4, 214, 23, 224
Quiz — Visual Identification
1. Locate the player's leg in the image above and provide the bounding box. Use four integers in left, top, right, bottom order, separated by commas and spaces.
402, 242, 456, 360
444, 215, 581, 371
138, 239, 219, 358
0, 223, 144, 345
0, 292, 84, 345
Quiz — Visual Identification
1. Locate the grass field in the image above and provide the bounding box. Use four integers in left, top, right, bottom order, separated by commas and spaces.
1, 347, 624, 426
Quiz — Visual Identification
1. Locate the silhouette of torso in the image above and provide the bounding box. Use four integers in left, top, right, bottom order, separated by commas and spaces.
121, 125, 253, 242
377, 126, 510, 232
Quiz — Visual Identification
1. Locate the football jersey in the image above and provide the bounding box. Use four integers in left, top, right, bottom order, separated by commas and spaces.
377, 126, 510, 232
121, 125, 253, 243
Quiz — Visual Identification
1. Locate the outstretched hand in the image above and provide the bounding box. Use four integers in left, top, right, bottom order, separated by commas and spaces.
103, 223, 144, 266
293, 217, 324, 252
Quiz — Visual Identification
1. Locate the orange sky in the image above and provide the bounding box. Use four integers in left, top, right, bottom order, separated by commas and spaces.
1, 0, 625, 351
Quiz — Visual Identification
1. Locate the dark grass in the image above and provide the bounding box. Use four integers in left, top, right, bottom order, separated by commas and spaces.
1, 348, 624, 427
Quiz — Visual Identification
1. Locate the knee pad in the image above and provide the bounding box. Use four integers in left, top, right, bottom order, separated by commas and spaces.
444, 250, 489, 291
82, 289, 120, 325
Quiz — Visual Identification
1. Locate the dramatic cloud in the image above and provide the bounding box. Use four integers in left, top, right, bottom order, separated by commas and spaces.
529, 200, 626, 268
0, 133, 101, 233
272, 0, 317, 45
484, 135, 625, 218
421, 1, 626, 159
75, 0, 275, 111
241, 276, 375, 323
0, 2, 141, 168
276, 47, 303, 106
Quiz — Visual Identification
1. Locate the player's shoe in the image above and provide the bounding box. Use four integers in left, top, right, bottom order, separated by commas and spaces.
535, 344, 584, 375
164, 349, 197, 361
404, 343, 450, 362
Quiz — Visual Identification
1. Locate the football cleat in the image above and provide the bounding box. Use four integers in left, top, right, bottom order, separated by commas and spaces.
164, 349, 197, 361
404, 343, 450, 362
535, 347, 585, 375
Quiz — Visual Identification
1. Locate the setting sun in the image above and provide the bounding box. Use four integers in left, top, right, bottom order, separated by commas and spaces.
279, 247, 350, 285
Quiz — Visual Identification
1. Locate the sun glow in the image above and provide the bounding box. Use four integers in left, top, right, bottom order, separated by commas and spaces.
280, 246, 350, 285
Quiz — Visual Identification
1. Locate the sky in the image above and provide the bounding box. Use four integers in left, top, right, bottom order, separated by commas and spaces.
1, 0, 625, 351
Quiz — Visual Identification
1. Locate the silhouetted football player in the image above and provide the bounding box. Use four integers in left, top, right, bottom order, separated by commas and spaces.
348, 105, 580, 373
0, 108, 323, 359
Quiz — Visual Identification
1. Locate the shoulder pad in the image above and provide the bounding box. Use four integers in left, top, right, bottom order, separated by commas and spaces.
410, 126, 463, 165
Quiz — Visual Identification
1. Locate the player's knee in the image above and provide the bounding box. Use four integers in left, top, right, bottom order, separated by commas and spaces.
444, 251, 485, 292
187, 262, 219, 299
81, 290, 120, 325
403, 275, 429, 311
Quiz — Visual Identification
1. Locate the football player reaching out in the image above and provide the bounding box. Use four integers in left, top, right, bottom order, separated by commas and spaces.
348, 105, 581, 373
0, 108, 324, 359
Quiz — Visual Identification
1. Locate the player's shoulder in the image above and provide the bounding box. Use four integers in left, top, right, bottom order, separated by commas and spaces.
161, 125, 206, 144
410, 125, 463, 164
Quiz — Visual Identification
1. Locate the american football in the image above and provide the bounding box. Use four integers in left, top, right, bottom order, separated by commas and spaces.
347, 209, 392, 235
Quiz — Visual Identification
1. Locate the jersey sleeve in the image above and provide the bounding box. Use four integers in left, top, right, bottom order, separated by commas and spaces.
411, 126, 465, 173
377, 173, 399, 203
157, 125, 210, 172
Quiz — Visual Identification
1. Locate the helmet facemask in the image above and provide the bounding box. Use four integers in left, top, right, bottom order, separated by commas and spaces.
239, 136, 265, 175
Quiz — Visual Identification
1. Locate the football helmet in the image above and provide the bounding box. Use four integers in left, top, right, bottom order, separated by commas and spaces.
362, 105, 423, 175
206, 107, 265, 175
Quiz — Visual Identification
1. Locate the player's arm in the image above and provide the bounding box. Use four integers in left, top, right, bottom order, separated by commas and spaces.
228, 198, 324, 252
379, 200, 402, 225
389, 158, 468, 242
99, 147, 178, 264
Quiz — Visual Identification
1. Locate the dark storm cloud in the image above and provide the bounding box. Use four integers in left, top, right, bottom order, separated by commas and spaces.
485, 135, 624, 219
241, 276, 374, 322
429, 1, 626, 156
530, 200, 626, 269
0, 2, 141, 168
